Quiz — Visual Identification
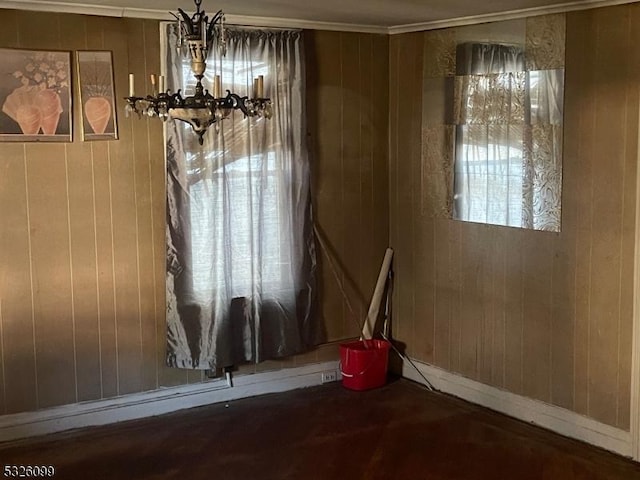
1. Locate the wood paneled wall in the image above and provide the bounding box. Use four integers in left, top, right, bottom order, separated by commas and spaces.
0, 11, 387, 415
389, 4, 640, 430
307, 31, 389, 342
0, 11, 189, 414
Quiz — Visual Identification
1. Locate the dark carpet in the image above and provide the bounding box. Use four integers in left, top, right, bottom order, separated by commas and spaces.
1, 379, 639, 479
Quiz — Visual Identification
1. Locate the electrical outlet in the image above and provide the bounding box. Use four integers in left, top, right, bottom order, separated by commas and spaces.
321, 370, 338, 384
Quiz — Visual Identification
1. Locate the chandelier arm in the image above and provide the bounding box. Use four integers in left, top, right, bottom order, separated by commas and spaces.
125, 0, 271, 143
206, 10, 224, 44
176, 8, 194, 35
229, 93, 250, 116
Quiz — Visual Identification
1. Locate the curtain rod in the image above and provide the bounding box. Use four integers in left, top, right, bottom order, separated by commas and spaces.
226, 24, 302, 32
159, 20, 300, 33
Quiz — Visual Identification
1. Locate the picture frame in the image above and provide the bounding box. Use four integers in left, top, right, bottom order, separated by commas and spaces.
0, 48, 72, 142
76, 50, 118, 141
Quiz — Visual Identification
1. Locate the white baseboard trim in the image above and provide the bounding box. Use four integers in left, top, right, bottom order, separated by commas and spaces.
402, 359, 633, 458
0, 360, 339, 444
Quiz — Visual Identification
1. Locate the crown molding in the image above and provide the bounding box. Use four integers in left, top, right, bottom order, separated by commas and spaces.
223, 14, 387, 34
125, 6, 389, 33
0, 0, 126, 17
388, 0, 640, 34
0, 0, 637, 35
0, 0, 388, 33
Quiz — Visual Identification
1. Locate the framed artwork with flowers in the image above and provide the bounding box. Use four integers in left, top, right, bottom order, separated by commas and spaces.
76, 50, 118, 141
0, 48, 72, 142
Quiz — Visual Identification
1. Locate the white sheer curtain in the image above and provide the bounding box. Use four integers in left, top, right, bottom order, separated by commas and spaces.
164, 26, 320, 370
453, 42, 563, 231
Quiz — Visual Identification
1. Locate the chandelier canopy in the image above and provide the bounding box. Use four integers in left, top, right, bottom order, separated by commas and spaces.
125, 0, 272, 144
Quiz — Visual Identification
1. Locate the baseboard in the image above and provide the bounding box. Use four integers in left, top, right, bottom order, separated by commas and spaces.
402, 359, 633, 458
0, 360, 340, 444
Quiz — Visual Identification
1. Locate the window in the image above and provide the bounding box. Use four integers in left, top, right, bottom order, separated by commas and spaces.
454, 71, 526, 227
177, 53, 290, 299
452, 42, 564, 231
188, 151, 292, 300
165, 26, 315, 369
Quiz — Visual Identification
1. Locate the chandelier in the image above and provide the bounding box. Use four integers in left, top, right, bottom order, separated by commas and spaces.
125, 0, 272, 144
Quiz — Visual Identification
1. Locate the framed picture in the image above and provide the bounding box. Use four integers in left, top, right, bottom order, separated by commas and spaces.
0, 48, 72, 142
76, 50, 118, 141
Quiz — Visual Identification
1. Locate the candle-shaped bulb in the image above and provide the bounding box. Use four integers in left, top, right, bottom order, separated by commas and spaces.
129, 73, 135, 97
158, 75, 165, 94
257, 75, 264, 98
202, 18, 207, 49
220, 14, 226, 54
214, 75, 222, 98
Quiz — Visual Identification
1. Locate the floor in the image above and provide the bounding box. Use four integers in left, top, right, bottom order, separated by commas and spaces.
1, 379, 640, 479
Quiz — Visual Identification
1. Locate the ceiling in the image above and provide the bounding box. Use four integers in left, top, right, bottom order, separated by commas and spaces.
2, 0, 632, 31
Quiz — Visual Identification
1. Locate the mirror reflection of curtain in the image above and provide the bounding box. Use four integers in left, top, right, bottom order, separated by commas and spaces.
164, 25, 320, 371
453, 42, 563, 231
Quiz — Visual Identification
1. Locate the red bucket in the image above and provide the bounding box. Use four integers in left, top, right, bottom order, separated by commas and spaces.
339, 339, 391, 391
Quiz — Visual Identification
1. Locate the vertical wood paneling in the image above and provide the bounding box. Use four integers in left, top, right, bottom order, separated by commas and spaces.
0, 145, 38, 414
0, 10, 18, 47
370, 32, 390, 345
66, 140, 103, 402
588, 8, 627, 427
410, 33, 435, 364
105, 19, 142, 396
91, 141, 119, 400
521, 233, 553, 403
392, 33, 419, 357
570, 12, 595, 418
549, 13, 582, 412
458, 223, 482, 380
371, 34, 389, 295
26, 144, 77, 409
617, 3, 640, 430
141, 20, 168, 390
62, 15, 103, 404
358, 35, 375, 318
490, 227, 507, 388
0, 13, 365, 416
15, 11, 60, 49
85, 15, 104, 50
388, 36, 400, 344
307, 30, 389, 344
504, 229, 524, 394
14, 9, 77, 411
550, 227, 576, 410
135, 19, 160, 390
392, 4, 640, 430
448, 221, 463, 374
477, 226, 491, 384
1, 4, 636, 431
434, 220, 451, 370
310, 30, 344, 341
341, 33, 364, 337
551, 19, 579, 407
480, 227, 498, 385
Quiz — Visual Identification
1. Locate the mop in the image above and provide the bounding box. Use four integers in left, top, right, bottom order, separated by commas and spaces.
313, 225, 435, 391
